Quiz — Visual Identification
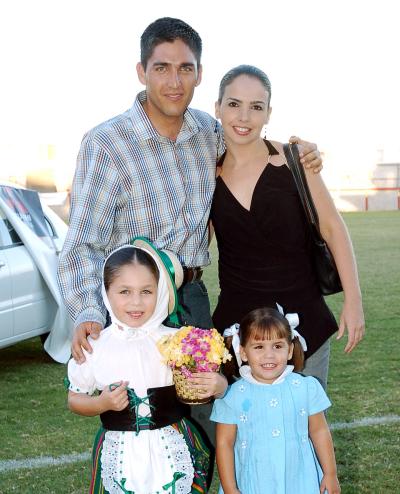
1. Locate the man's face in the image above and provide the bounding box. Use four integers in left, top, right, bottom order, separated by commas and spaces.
137, 39, 202, 121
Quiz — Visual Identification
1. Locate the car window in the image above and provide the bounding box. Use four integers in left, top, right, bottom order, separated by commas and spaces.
0, 208, 23, 248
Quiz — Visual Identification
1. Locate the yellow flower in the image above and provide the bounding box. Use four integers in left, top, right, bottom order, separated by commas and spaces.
156, 325, 231, 371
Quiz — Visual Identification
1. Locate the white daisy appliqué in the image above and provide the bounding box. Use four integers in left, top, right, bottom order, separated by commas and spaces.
291, 378, 301, 387
269, 398, 278, 408
299, 408, 306, 416
239, 413, 248, 423
239, 384, 245, 393
271, 429, 281, 437
241, 440, 247, 449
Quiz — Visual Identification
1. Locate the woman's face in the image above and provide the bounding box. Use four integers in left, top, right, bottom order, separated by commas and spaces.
107, 263, 158, 327
216, 74, 271, 146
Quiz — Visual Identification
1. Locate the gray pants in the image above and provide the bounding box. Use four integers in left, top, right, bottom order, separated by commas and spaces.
302, 339, 331, 390
178, 279, 214, 329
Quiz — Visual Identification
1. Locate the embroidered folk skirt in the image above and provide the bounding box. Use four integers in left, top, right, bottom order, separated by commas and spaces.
90, 418, 209, 494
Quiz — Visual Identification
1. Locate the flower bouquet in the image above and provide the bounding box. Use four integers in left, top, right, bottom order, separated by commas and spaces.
157, 326, 232, 405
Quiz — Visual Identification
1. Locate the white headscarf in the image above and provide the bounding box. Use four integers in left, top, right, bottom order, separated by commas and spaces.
101, 245, 170, 337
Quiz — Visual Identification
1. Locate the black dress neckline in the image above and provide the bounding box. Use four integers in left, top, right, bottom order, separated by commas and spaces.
217, 139, 279, 167
216, 140, 282, 213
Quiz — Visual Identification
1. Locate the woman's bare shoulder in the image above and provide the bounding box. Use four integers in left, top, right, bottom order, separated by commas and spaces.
267, 140, 286, 166
269, 139, 284, 152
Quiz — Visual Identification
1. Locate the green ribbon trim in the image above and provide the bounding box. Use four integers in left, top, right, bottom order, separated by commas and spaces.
158, 250, 186, 323
126, 388, 155, 435
63, 376, 70, 391
130, 236, 184, 324
113, 472, 185, 494
162, 471, 186, 493
113, 477, 134, 493
167, 311, 181, 326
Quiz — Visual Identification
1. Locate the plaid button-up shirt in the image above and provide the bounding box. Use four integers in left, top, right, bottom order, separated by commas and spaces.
57, 91, 224, 327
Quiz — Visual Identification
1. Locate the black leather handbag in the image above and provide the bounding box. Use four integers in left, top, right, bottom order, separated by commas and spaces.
283, 143, 343, 296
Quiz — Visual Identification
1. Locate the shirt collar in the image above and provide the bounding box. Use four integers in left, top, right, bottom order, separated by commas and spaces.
239, 365, 294, 386
128, 91, 204, 143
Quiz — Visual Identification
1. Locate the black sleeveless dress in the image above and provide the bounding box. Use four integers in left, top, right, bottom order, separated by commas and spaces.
211, 141, 338, 357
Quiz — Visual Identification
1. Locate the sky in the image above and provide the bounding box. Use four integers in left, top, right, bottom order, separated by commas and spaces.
1, 0, 399, 190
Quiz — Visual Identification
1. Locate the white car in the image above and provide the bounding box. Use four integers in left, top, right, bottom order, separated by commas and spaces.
0, 183, 72, 362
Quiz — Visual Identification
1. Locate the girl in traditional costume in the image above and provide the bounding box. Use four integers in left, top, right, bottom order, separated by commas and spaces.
67, 238, 223, 493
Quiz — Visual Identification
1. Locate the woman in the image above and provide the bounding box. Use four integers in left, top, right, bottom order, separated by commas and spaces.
211, 65, 365, 387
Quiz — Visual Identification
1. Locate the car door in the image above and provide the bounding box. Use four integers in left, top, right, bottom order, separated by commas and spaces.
10, 243, 56, 337
0, 211, 15, 343
0, 205, 55, 343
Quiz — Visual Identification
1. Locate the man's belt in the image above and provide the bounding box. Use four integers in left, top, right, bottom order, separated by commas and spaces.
182, 267, 203, 284
100, 384, 189, 432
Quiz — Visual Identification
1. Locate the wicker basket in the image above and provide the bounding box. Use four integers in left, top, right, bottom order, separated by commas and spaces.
173, 369, 213, 405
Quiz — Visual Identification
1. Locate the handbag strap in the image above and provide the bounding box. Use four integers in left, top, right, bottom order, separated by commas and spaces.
283, 143, 324, 243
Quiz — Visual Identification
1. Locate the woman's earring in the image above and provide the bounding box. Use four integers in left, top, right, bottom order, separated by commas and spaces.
262, 126, 267, 140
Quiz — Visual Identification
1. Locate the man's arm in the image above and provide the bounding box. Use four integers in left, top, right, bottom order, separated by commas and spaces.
57, 132, 119, 361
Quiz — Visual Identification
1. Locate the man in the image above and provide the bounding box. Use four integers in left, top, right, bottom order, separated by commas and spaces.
57, 17, 322, 486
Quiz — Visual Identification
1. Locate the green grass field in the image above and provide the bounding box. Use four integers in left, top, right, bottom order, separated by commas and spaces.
0, 211, 399, 493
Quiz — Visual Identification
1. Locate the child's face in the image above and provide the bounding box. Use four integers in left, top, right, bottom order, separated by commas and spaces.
106, 263, 158, 327
239, 336, 294, 384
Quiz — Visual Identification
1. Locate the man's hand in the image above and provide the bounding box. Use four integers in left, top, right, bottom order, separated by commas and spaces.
289, 136, 323, 173
72, 321, 103, 363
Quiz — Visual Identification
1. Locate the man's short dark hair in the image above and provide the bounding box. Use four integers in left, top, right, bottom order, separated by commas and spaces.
140, 17, 202, 70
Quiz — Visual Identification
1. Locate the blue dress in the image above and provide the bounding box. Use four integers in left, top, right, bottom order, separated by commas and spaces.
210, 367, 331, 494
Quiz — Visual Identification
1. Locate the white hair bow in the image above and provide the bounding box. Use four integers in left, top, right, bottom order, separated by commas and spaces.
223, 323, 242, 367
276, 303, 308, 352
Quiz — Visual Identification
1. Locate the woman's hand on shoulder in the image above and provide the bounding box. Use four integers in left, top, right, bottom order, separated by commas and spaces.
337, 298, 365, 353
188, 372, 228, 399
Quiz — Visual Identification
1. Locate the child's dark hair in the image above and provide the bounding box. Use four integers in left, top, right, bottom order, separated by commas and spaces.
140, 17, 202, 70
104, 247, 159, 291
240, 307, 304, 371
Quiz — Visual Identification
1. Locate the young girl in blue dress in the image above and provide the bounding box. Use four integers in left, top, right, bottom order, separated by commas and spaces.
211, 306, 341, 494
66, 239, 226, 494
